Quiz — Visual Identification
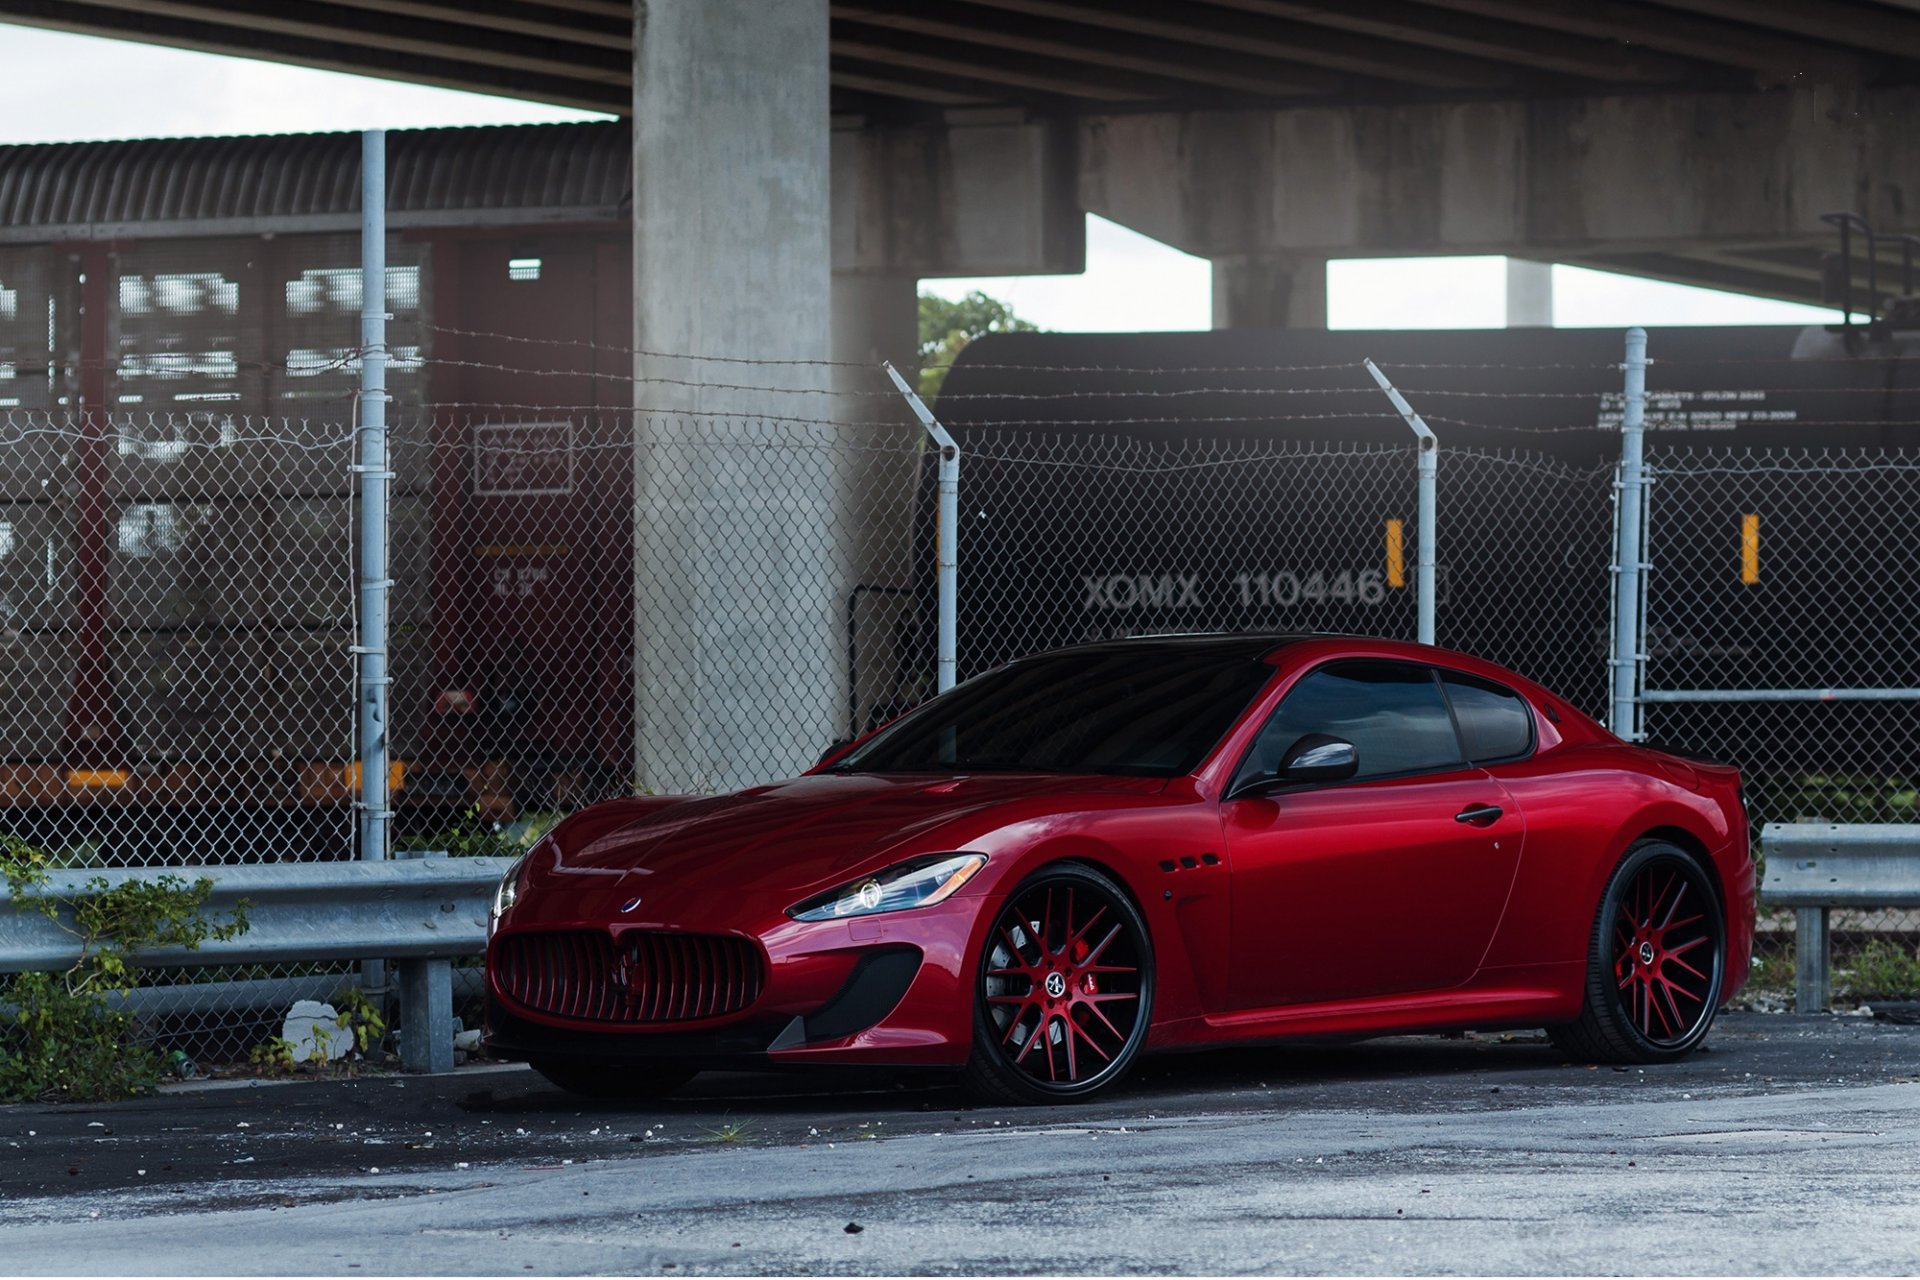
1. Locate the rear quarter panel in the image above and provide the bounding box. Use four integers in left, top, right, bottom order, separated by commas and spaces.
1478, 745, 1742, 971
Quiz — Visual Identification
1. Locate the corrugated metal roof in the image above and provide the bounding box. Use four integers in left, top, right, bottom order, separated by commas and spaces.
0, 122, 629, 243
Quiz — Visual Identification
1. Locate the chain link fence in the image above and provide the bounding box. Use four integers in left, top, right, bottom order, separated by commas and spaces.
1435, 449, 1617, 721
950, 431, 1616, 721
0, 411, 361, 865
957, 433, 1420, 669
5, 340, 1920, 1064
382, 411, 931, 808
1641, 447, 1920, 1004
0, 403, 936, 1063
0, 409, 366, 1063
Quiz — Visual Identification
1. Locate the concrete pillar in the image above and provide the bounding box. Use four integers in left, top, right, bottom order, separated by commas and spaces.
832, 272, 926, 737
1211, 253, 1328, 329
1506, 258, 1555, 327
631, 0, 836, 792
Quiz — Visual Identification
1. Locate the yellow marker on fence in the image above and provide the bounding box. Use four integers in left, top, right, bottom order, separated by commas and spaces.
64, 768, 129, 791
1741, 513, 1760, 585
342, 760, 408, 795
1384, 518, 1406, 589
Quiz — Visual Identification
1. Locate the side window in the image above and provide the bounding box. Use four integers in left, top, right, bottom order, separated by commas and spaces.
1234, 660, 1465, 789
1439, 670, 1535, 762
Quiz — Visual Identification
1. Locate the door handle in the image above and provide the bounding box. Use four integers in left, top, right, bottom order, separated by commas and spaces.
1455, 804, 1503, 826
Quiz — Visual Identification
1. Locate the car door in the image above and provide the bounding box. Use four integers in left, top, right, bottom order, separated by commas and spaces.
1221, 659, 1524, 1010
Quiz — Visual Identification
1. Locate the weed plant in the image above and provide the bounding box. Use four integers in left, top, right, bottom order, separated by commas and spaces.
1, 835, 250, 1102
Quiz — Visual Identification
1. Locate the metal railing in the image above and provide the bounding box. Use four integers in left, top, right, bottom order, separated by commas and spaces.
1761, 824, 1920, 1013
0, 855, 509, 1072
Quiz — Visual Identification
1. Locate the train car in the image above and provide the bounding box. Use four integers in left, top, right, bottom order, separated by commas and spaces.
0, 123, 636, 859
927, 323, 1920, 796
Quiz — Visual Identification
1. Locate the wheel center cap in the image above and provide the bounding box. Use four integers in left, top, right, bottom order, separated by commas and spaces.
1044, 972, 1068, 999
1638, 941, 1656, 966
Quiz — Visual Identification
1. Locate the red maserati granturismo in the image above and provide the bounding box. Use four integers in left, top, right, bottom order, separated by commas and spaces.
484, 634, 1754, 1104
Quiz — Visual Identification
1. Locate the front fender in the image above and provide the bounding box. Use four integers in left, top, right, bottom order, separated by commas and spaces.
955, 807, 1224, 1039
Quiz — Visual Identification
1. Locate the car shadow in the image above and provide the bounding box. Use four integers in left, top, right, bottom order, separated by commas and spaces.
463, 1031, 1580, 1119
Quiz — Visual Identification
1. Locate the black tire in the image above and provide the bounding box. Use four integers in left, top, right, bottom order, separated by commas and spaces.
529, 1059, 697, 1100
1550, 839, 1726, 1064
962, 862, 1154, 1105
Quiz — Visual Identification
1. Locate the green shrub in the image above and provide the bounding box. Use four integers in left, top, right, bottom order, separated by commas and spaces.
395, 805, 558, 859
1840, 939, 1920, 1000
249, 1036, 298, 1075
1756, 774, 1918, 826
332, 983, 388, 1055
1748, 937, 1796, 992
1, 839, 250, 1103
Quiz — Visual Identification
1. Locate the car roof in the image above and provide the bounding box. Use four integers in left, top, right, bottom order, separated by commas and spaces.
1005, 632, 1605, 744
1016, 632, 1326, 663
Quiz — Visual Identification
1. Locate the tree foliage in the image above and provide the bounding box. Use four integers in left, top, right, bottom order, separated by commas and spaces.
917, 290, 1039, 398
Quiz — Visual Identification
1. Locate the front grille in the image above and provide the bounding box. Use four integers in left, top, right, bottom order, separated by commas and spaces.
492, 930, 764, 1024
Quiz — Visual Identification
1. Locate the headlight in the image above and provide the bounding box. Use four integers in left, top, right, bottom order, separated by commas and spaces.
492, 852, 530, 919
786, 853, 987, 922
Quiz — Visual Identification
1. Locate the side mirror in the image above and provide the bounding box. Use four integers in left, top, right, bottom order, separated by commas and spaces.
1277, 733, 1358, 784
816, 738, 855, 766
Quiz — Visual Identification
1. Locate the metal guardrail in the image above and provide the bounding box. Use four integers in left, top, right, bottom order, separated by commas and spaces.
0, 855, 510, 1073
1761, 823, 1920, 1013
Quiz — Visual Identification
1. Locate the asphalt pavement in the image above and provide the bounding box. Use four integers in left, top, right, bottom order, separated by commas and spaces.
3, 1013, 1918, 1274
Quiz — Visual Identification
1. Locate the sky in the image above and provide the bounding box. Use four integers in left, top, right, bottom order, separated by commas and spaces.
0, 21, 1841, 334
927, 218, 1841, 332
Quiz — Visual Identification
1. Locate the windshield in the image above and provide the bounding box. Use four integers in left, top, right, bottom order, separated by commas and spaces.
830, 647, 1277, 777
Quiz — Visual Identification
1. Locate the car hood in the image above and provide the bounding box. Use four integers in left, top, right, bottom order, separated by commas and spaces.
532, 771, 1162, 902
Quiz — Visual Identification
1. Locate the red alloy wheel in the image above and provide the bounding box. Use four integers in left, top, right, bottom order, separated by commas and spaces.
972, 864, 1151, 1101
1551, 840, 1727, 1064
1611, 858, 1721, 1046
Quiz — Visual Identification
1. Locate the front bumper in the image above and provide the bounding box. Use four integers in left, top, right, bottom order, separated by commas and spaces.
482, 894, 985, 1069
485, 945, 927, 1067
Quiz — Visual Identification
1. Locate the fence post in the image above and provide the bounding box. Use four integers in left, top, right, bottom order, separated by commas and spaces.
1362, 359, 1438, 645
883, 362, 959, 692
394, 848, 456, 1072
1795, 906, 1832, 1014
356, 131, 392, 996
1610, 327, 1649, 742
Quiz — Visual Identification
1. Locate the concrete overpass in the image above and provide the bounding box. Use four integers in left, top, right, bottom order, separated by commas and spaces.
2, 0, 1917, 331
3, 0, 1915, 789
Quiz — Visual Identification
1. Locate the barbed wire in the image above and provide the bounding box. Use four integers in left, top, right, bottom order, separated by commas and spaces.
415, 323, 1672, 376
1646, 449, 1920, 475
1641, 350, 1920, 366
0, 414, 358, 451
402, 355, 1920, 401
418, 321, 875, 370
407, 358, 881, 395
13, 329, 1920, 446
355, 356, 1920, 413
0, 409, 925, 448
955, 450, 1414, 476
12, 402, 1920, 443
384, 355, 1601, 400
3, 350, 377, 378
19, 337, 1920, 399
